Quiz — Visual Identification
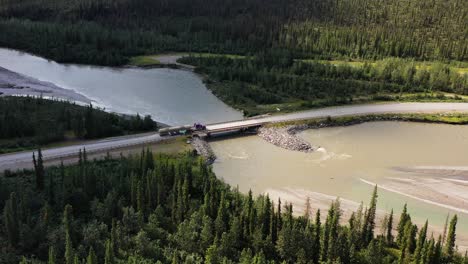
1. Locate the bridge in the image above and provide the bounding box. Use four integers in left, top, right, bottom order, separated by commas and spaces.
2, 102, 468, 171
178, 102, 468, 137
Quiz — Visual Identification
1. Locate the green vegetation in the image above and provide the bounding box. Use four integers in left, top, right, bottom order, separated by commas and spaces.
311, 59, 468, 76
0, 97, 157, 154
129, 56, 160, 67
269, 113, 468, 128
180, 54, 468, 116
1, 149, 466, 263
0, 0, 466, 65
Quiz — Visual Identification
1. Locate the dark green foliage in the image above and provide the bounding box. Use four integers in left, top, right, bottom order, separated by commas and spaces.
3, 192, 19, 247
0, 0, 466, 65
33, 148, 45, 190
397, 204, 411, 247
0, 97, 157, 153
386, 209, 394, 245
414, 220, 428, 263
0, 151, 465, 263
180, 55, 467, 115
362, 185, 377, 245
445, 215, 458, 262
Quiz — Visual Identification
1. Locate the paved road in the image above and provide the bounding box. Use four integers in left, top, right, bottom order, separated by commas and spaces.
206, 102, 468, 131
0, 133, 166, 171
2, 102, 468, 170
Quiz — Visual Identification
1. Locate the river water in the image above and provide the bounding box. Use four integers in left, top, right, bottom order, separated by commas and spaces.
211, 122, 468, 237
0, 48, 242, 125
3, 47, 467, 243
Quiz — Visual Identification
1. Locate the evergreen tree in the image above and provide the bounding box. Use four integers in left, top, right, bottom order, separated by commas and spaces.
414, 220, 428, 263
65, 228, 74, 264
304, 196, 311, 219
397, 204, 410, 247
312, 209, 321, 264
3, 192, 19, 247
110, 219, 118, 256
33, 148, 45, 190
362, 185, 378, 246
444, 215, 458, 262
433, 235, 443, 264
215, 192, 228, 237
63, 205, 74, 264
87, 247, 97, 264
48, 246, 56, 264
105, 239, 114, 264
386, 209, 394, 245
73, 254, 80, 264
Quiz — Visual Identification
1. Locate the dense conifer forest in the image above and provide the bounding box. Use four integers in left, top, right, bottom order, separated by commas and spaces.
0, 97, 157, 153
0, 150, 466, 263
179, 54, 468, 115
0, 0, 466, 65
1, 1, 468, 262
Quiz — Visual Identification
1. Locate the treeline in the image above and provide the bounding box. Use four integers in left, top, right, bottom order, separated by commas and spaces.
1, 149, 466, 263
0, 0, 466, 65
179, 54, 468, 115
0, 97, 156, 153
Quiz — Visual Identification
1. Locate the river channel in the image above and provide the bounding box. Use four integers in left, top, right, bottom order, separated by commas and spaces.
211, 121, 468, 245
0, 48, 242, 125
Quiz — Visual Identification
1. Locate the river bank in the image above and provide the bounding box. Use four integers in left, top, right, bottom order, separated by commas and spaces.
210, 121, 468, 253
266, 187, 468, 252
0, 66, 91, 103
256, 112, 468, 152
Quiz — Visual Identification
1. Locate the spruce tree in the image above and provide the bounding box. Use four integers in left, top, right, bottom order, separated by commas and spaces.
363, 185, 378, 246
105, 239, 114, 264
277, 198, 282, 231
33, 148, 45, 190
110, 219, 118, 255
397, 204, 410, 247
48, 246, 56, 264
304, 196, 311, 219
321, 203, 333, 261
73, 254, 80, 264
270, 202, 277, 243
63, 205, 74, 264
3, 192, 19, 247
215, 192, 228, 237
414, 220, 428, 263
87, 247, 97, 264
433, 235, 443, 264
65, 229, 74, 264
386, 209, 394, 245
444, 215, 457, 262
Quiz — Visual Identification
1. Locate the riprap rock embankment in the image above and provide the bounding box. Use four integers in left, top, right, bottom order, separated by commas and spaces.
258, 126, 314, 153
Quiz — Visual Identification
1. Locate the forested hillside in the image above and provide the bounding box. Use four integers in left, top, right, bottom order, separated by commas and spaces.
0, 97, 157, 153
180, 53, 468, 115
0, 0, 466, 65
1, 150, 466, 263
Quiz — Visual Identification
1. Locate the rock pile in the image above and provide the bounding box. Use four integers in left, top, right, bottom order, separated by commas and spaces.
258, 126, 314, 153
191, 137, 216, 164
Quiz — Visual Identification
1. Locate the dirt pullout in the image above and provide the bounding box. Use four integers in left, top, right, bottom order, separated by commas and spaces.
152, 54, 195, 70
265, 187, 468, 252
0, 67, 91, 103
258, 126, 314, 152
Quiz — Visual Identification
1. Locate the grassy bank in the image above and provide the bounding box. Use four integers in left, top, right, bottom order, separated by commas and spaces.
269, 112, 468, 129
128, 55, 160, 67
